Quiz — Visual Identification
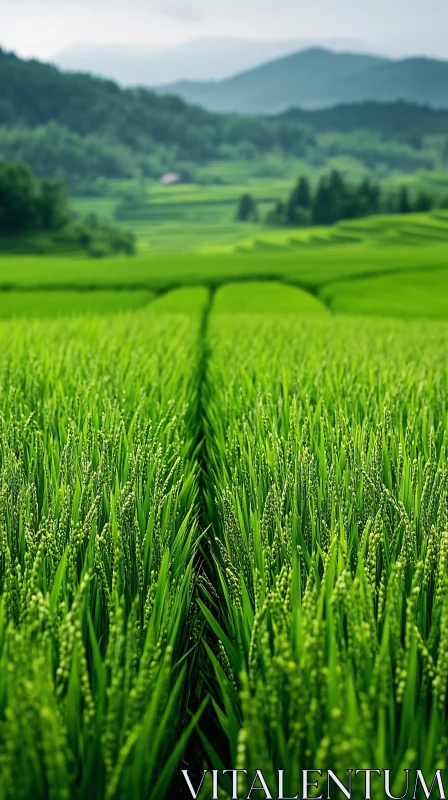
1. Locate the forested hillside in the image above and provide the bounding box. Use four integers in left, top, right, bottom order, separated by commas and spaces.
1, 48, 447, 192
280, 100, 448, 137
0, 48, 313, 176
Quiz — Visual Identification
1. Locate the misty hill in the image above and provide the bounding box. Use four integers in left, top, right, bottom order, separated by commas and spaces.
0, 48, 445, 190
54, 37, 367, 86
55, 38, 307, 86
163, 47, 448, 114
0, 47, 313, 155
0, 48, 313, 185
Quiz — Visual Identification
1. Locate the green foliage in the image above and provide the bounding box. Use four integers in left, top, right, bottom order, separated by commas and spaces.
236, 194, 258, 223
281, 100, 448, 138
3, 48, 448, 200
62, 214, 137, 257
414, 191, 434, 212
39, 178, 71, 230
0, 159, 136, 257
268, 170, 381, 227
0, 160, 70, 234
268, 170, 440, 229
399, 185, 411, 214
289, 176, 311, 209
115, 184, 150, 222
3, 49, 448, 194
0, 123, 136, 187
315, 130, 437, 174
312, 170, 380, 225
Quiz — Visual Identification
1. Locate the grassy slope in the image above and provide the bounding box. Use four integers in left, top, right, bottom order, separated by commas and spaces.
70, 178, 448, 256
230, 211, 448, 254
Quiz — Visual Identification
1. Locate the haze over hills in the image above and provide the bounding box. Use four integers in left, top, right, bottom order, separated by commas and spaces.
53, 38, 372, 87
54, 37, 369, 86
55, 39, 307, 85
161, 47, 448, 114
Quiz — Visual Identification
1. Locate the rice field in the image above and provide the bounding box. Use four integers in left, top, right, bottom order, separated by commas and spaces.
0, 279, 447, 799
70, 177, 448, 256
0, 290, 155, 319
1, 239, 448, 302
0, 299, 205, 799
230, 211, 448, 255
213, 281, 326, 314
202, 303, 448, 796
320, 268, 448, 320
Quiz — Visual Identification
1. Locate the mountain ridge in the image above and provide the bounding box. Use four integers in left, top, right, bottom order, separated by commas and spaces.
1, 47, 446, 186
54, 37, 370, 86
160, 47, 448, 114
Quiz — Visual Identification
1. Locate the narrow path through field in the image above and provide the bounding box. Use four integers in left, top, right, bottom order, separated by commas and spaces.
177, 278, 330, 792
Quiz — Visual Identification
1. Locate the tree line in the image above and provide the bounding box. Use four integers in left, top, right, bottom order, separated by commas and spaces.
0, 159, 135, 256
280, 100, 448, 140
0, 160, 69, 234
237, 171, 440, 227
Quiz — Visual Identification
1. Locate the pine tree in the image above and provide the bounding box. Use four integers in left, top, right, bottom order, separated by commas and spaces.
399, 185, 411, 214
236, 194, 258, 222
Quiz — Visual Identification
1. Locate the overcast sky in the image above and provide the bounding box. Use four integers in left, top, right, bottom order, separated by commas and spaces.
2, 0, 448, 61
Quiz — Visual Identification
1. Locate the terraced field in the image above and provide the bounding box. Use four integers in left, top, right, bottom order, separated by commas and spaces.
70, 174, 448, 256
230, 211, 448, 254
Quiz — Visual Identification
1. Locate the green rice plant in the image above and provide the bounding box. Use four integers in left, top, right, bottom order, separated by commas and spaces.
201, 311, 448, 796
0, 305, 205, 800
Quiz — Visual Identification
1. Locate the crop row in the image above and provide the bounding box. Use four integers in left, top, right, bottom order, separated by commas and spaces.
0, 299, 447, 799
0, 309, 203, 799
202, 311, 448, 797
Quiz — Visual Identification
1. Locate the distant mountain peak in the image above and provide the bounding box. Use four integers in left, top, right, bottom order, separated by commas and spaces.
158, 46, 448, 114
54, 37, 371, 86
